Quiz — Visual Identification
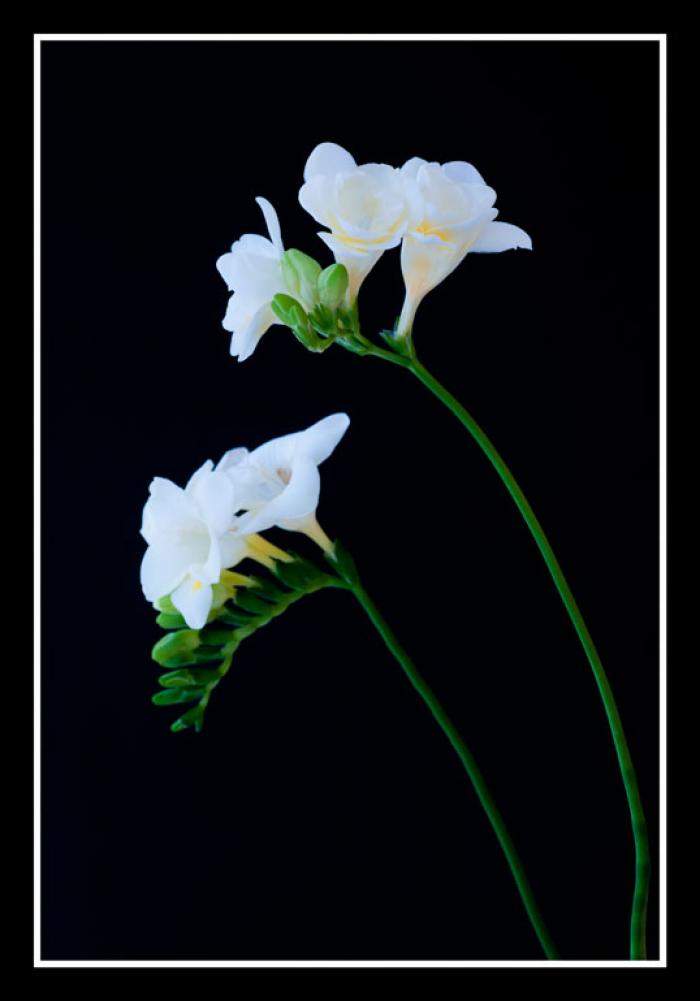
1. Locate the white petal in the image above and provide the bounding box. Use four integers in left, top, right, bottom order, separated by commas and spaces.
303, 142, 356, 181
295, 413, 350, 464
219, 241, 283, 302
230, 303, 278, 361
219, 531, 249, 569
222, 292, 251, 334
357, 162, 399, 183
400, 157, 428, 179
470, 221, 533, 253
216, 234, 279, 292
247, 411, 349, 475
140, 537, 194, 601
400, 233, 464, 303
255, 196, 284, 253
316, 232, 383, 299
238, 458, 321, 535
141, 477, 199, 543
171, 577, 213, 630
216, 447, 249, 473
187, 470, 236, 536
201, 527, 223, 583
298, 175, 334, 227
442, 161, 486, 185
317, 230, 372, 259
184, 460, 215, 496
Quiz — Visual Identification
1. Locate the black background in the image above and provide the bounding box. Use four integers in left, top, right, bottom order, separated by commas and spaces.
41, 39, 660, 961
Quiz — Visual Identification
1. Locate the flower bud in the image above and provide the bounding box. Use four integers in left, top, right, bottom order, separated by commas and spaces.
271, 292, 304, 326
318, 263, 348, 310
280, 249, 322, 307
151, 629, 201, 666
272, 294, 324, 352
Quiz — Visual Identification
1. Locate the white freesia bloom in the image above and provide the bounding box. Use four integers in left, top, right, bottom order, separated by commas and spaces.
140, 463, 249, 628
217, 413, 350, 551
299, 142, 410, 302
398, 158, 532, 337
216, 197, 291, 362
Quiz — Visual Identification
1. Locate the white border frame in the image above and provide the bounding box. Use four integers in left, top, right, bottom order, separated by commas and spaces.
34, 32, 667, 969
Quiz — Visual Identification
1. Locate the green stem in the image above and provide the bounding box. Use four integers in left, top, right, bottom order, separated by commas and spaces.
371, 345, 649, 959
346, 574, 559, 959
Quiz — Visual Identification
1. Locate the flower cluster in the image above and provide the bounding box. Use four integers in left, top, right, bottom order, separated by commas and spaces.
217, 142, 531, 359
140, 414, 349, 628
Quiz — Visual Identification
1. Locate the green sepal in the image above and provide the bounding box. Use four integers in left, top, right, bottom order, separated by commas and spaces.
171, 704, 206, 733
379, 326, 414, 359
336, 305, 358, 333
152, 629, 201, 666
158, 667, 222, 688
154, 594, 179, 615
193, 649, 227, 664
199, 628, 236, 646
326, 539, 360, 586
217, 608, 254, 627
336, 334, 370, 356
249, 576, 288, 601
273, 557, 324, 591
152, 686, 207, 707
210, 581, 235, 610
318, 263, 348, 310
308, 303, 336, 338
234, 590, 276, 615
155, 612, 188, 629
290, 318, 323, 353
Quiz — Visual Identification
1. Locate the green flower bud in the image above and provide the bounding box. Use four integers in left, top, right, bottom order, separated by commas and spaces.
152, 686, 207, 707
158, 667, 222, 688
281, 249, 322, 306
318, 263, 348, 310
271, 292, 303, 326
151, 629, 201, 666
272, 294, 324, 352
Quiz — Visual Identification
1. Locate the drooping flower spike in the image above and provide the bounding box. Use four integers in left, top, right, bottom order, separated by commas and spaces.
140, 421, 558, 959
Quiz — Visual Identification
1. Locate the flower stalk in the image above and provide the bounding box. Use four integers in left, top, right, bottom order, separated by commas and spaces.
326, 545, 558, 959
359, 339, 649, 960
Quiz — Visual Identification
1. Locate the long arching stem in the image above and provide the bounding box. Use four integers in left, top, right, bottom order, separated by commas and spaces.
331, 565, 558, 959
363, 342, 649, 959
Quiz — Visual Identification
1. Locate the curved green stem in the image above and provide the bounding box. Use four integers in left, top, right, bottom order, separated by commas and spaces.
366, 344, 649, 959
344, 572, 559, 959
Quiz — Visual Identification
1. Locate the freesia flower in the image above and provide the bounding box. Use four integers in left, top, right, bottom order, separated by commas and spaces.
217, 413, 350, 552
397, 158, 532, 337
216, 197, 292, 362
140, 462, 250, 628
299, 142, 410, 302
